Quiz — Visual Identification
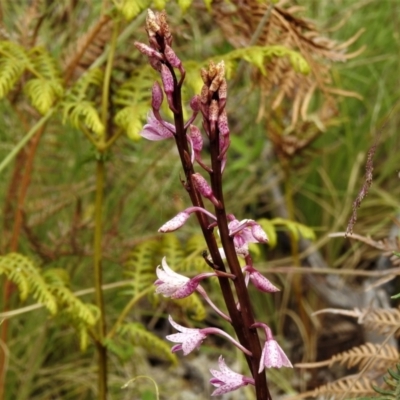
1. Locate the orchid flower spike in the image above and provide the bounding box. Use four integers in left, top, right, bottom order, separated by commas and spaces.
209, 356, 255, 396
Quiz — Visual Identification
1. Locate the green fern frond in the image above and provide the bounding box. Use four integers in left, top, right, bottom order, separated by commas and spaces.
160, 234, 185, 267
271, 217, 316, 242
114, 106, 146, 141
62, 68, 104, 135
0, 253, 57, 314
118, 322, 178, 364
0, 41, 30, 98
113, 65, 156, 139
185, 234, 206, 254
125, 240, 159, 298
63, 100, 104, 135
172, 292, 206, 321
24, 47, 64, 114
43, 268, 98, 326
70, 67, 104, 101
372, 364, 400, 399
113, 0, 151, 21
221, 45, 310, 77
180, 234, 207, 273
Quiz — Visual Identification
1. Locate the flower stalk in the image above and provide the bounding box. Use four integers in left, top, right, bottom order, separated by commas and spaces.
135, 10, 292, 399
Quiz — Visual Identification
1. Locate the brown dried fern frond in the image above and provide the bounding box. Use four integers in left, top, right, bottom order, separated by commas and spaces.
315, 306, 400, 337
311, 376, 378, 398
212, 0, 363, 157
63, 14, 113, 83
9, 0, 44, 47
361, 308, 400, 337
296, 342, 399, 374
330, 342, 398, 372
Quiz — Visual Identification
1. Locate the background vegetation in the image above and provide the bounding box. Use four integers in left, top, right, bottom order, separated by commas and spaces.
0, 0, 399, 399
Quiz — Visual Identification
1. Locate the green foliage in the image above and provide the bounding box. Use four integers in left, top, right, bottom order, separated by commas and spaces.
117, 322, 178, 364
62, 68, 105, 135
271, 217, 316, 242
154, 0, 213, 11
114, 65, 156, 140
370, 364, 400, 400
0, 41, 30, 98
24, 47, 64, 114
160, 234, 185, 267
180, 234, 208, 273
0, 252, 57, 313
125, 239, 159, 299
113, 0, 152, 21
256, 218, 315, 249
0, 253, 98, 350
172, 293, 207, 321
220, 45, 310, 78
125, 235, 207, 320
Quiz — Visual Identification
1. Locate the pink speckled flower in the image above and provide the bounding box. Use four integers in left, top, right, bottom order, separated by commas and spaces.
209, 356, 255, 396
155, 257, 190, 297
166, 316, 207, 355
252, 323, 293, 372
228, 216, 268, 247
243, 265, 280, 293
140, 110, 175, 141
155, 257, 220, 299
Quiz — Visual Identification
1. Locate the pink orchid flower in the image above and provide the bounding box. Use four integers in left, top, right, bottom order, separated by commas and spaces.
252, 323, 293, 372
166, 316, 207, 355
209, 356, 255, 396
154, 257, 190, 298
227, 215, 268, 249
243, 265, 280, 293
140, 110, 175, 141
155, 257, 221, 299
167, 316, 251, 356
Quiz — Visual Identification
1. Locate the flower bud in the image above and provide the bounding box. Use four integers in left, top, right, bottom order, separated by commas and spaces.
164, 44, 181, 68
161, 64, 174, 94
189, 125, 203, 153
218, 110, 229, 137
190, 95, 201, 112
192, 173, 213, 198
151, 81, 163, 111
134, 42, 163, 60
158, 211, 190, 233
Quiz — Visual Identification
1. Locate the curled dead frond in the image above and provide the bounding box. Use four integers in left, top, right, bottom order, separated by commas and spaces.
63, 14, 113, 83
212, 0, 363, 157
